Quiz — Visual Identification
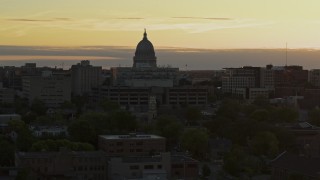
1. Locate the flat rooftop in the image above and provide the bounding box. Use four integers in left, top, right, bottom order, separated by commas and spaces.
99, 134, 164, 140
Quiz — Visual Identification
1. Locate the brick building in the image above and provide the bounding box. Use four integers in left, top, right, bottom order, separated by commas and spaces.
15, 149, 107, 180
98, 134, 166, 157
108, 152, 198, 180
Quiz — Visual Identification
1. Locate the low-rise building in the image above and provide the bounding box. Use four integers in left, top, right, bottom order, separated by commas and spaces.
108, 152, 198, 180
270, 151, 320, 180
15, 149, 107, 180
29, 125, 68, 137
98, 133, 166, 157
277, 122, 320, 158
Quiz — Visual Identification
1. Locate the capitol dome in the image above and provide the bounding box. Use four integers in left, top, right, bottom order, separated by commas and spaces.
133, 29, 157, 68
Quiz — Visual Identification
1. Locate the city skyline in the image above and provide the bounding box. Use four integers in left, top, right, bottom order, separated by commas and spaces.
1, 0, 320, 49
1, 45, 320, 70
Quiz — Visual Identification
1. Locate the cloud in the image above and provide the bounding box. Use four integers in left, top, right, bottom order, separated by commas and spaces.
5, 18, 73, 22
172, 17, 232, 20
0, 55, 119, 61
1, 15, 273, 36
113, 17, 144, 20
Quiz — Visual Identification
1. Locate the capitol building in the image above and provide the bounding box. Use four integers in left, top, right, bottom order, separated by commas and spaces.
95, 30, 209, 122
111, 30, 179, 87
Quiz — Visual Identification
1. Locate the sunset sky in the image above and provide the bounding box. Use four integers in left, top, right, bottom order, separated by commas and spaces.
1, 0, 320, 49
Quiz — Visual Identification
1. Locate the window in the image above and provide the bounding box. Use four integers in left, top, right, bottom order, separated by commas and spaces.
136, 142, 143, 145
187, 164, 197, 168
144, 165, 154, 170
172, 164, 183, 168
130, 165, 139, 170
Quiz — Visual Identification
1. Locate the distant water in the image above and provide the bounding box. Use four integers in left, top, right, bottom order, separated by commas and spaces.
0, 46, 319, 70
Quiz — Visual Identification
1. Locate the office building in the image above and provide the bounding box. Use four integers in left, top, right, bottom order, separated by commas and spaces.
71, 60, 102, 96
22, 71, 71, 108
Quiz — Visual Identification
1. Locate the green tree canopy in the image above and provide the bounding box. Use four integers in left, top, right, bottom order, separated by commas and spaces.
250, 109, 270, 122
30, 98, 47, 115
0, 136, 15, 166
60, 100, 76, 109
8, 119, 35, 151
68, 120, 96, 144
185, 107, 201, 123
272, 107, 298, 123
155, 115, 183, 147
224, 146, 264, 177
110, 111, 137, 132
79, 112, 110, 134
250, 131, 279, 158
181, 129, 208, 159
99, 98, 120, 112
201, 164, 211, 178
216, 99, 241, 119
309, 108, 320, 126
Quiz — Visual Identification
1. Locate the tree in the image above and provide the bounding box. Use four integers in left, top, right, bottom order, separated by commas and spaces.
110, 111, 137, 132
309, 108, 320, 126
250, 131, 279, 158
60, 100, 76, 109
250, 109, 270, 122
201, 164, 211, 178
223, 146, 246, 176
0, 136, 15, 166
252, 95, 270, 108
30, 98, 47, 115
14, 96, 29, 115
289, 173, 306, 180
155, 116, 183, 147
273, 127, 296, 152
181, 129, 208, 158
71, 94, 89, 114
99, 98, 120, 112
68, 120, 96, 144
216, 99, 241, 119
79, 112, 111, 134
272, 107, 298, 123
186, 107, 201, 124
223, 146, 263, 177
8, 119, 35, 151
22, 111, 38, 124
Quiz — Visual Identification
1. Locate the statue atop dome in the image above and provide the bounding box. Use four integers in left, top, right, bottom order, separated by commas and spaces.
133, 29, 157, 68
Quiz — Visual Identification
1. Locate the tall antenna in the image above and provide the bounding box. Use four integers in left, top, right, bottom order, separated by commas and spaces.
285, 43, 288, 67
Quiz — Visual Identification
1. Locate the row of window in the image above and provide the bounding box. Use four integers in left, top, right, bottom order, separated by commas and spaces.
130, 164, 162, 170
75, 165, 105, 171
